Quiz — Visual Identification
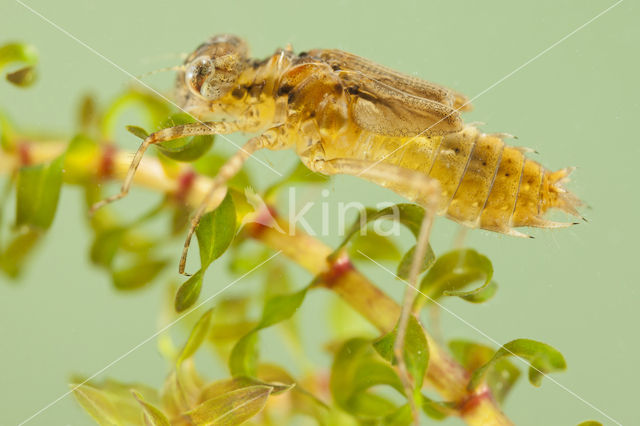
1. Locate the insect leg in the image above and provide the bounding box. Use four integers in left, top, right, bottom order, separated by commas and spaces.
310, 158, 439, 423
179, 127, 282, 275
89, 121, 243, 214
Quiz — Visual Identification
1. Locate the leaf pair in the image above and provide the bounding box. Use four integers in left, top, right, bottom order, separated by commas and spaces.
331, 335, 449, 424
333, 203, 430, 270
72, 308, 293, 426
229, 286, 308, 376
71, 380, 162, 426
175, 193, 237, 311
164, 309, 295, 425
449, 339, 520, 404
88, 195, 168, 290
1, 153, 64, 278
468, 338, 567, 390
415, 248, 498, 309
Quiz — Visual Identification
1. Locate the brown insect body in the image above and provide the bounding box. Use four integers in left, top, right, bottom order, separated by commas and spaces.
174, 34, 581, 237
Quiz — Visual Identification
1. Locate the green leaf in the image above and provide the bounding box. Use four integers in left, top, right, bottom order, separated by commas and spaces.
111, 258, 168, 290
258, 286, 307, 329
131, 391, 170, 426
384, 400, 453, 424
469, 338, 566, 390
6, 66, 36, 87
162, 362, 205, 415
449, 339, 520, 403
332, 204, 433, 267
416, 249, 496, 309
0, 228, 41, 278
100, 89, 171, 139
331, 339, 378, 405
196, 193, 236, 268
185, 385, 273, 426
229, 287, 308, 376
577, 421, 602, 426
0, 43, 38, 68
154, 113, 214, 162
459, 281, 498, 303
330, 338, 399, 419
257, 364, 330, 422
396, 244, 436, 280
229, 333, 259, 377
0, 42, 38, 87
174, 194, 236, 311
126, 125, 150, 140
348, 232, 401, 262
175, 270, 204, 312
70, 383, 121, 426
373, 316, 429, 391
200, 376, 292, 402
90, 227, 126, 268
333, 336, 449, 421
15, 154, 64, 230
177, 308, 213, 365
381, 404, 411, 426
338, 204, 425, 250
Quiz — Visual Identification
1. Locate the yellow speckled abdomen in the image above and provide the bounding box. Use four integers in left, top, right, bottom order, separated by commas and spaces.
327, 124, 580, 237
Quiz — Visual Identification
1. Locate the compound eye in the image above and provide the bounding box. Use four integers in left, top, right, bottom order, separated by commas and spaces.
185, 56, 215, 98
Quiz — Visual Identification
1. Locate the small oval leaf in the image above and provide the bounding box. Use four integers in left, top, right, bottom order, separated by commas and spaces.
126, 125, 150, 140
469, 338, 566, 390
16, 154, 65, 230
132, 390, 170, 426
196, 193, 236, 269
373, 315, 429, 390
396, 244, 435, 280
154, 113, 214, 162
186, 385, 273, 426
6, 66, 36, 87
111, 258, 168, 290
175, 270, 204, 312
416, 249, 495, 308
177, 308, 213, 365
0, 228, 41, 278
70, 383, 120, 426
449, 339, 520, 403
348, 232, 401, 262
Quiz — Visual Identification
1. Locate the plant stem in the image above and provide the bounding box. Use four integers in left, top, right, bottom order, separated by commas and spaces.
0, 142, 512, 425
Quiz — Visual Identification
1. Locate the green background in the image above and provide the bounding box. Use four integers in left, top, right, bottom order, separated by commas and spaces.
1, 0, 638, 424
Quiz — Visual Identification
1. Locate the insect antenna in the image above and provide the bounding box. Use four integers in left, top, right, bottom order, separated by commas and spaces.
136, 64, 186, 80
139, 52, 188, 64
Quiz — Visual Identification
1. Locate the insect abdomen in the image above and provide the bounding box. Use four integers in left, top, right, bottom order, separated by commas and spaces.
327, 125, 580, 235
438, 128, 580, 235
409, 126, 580, 235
